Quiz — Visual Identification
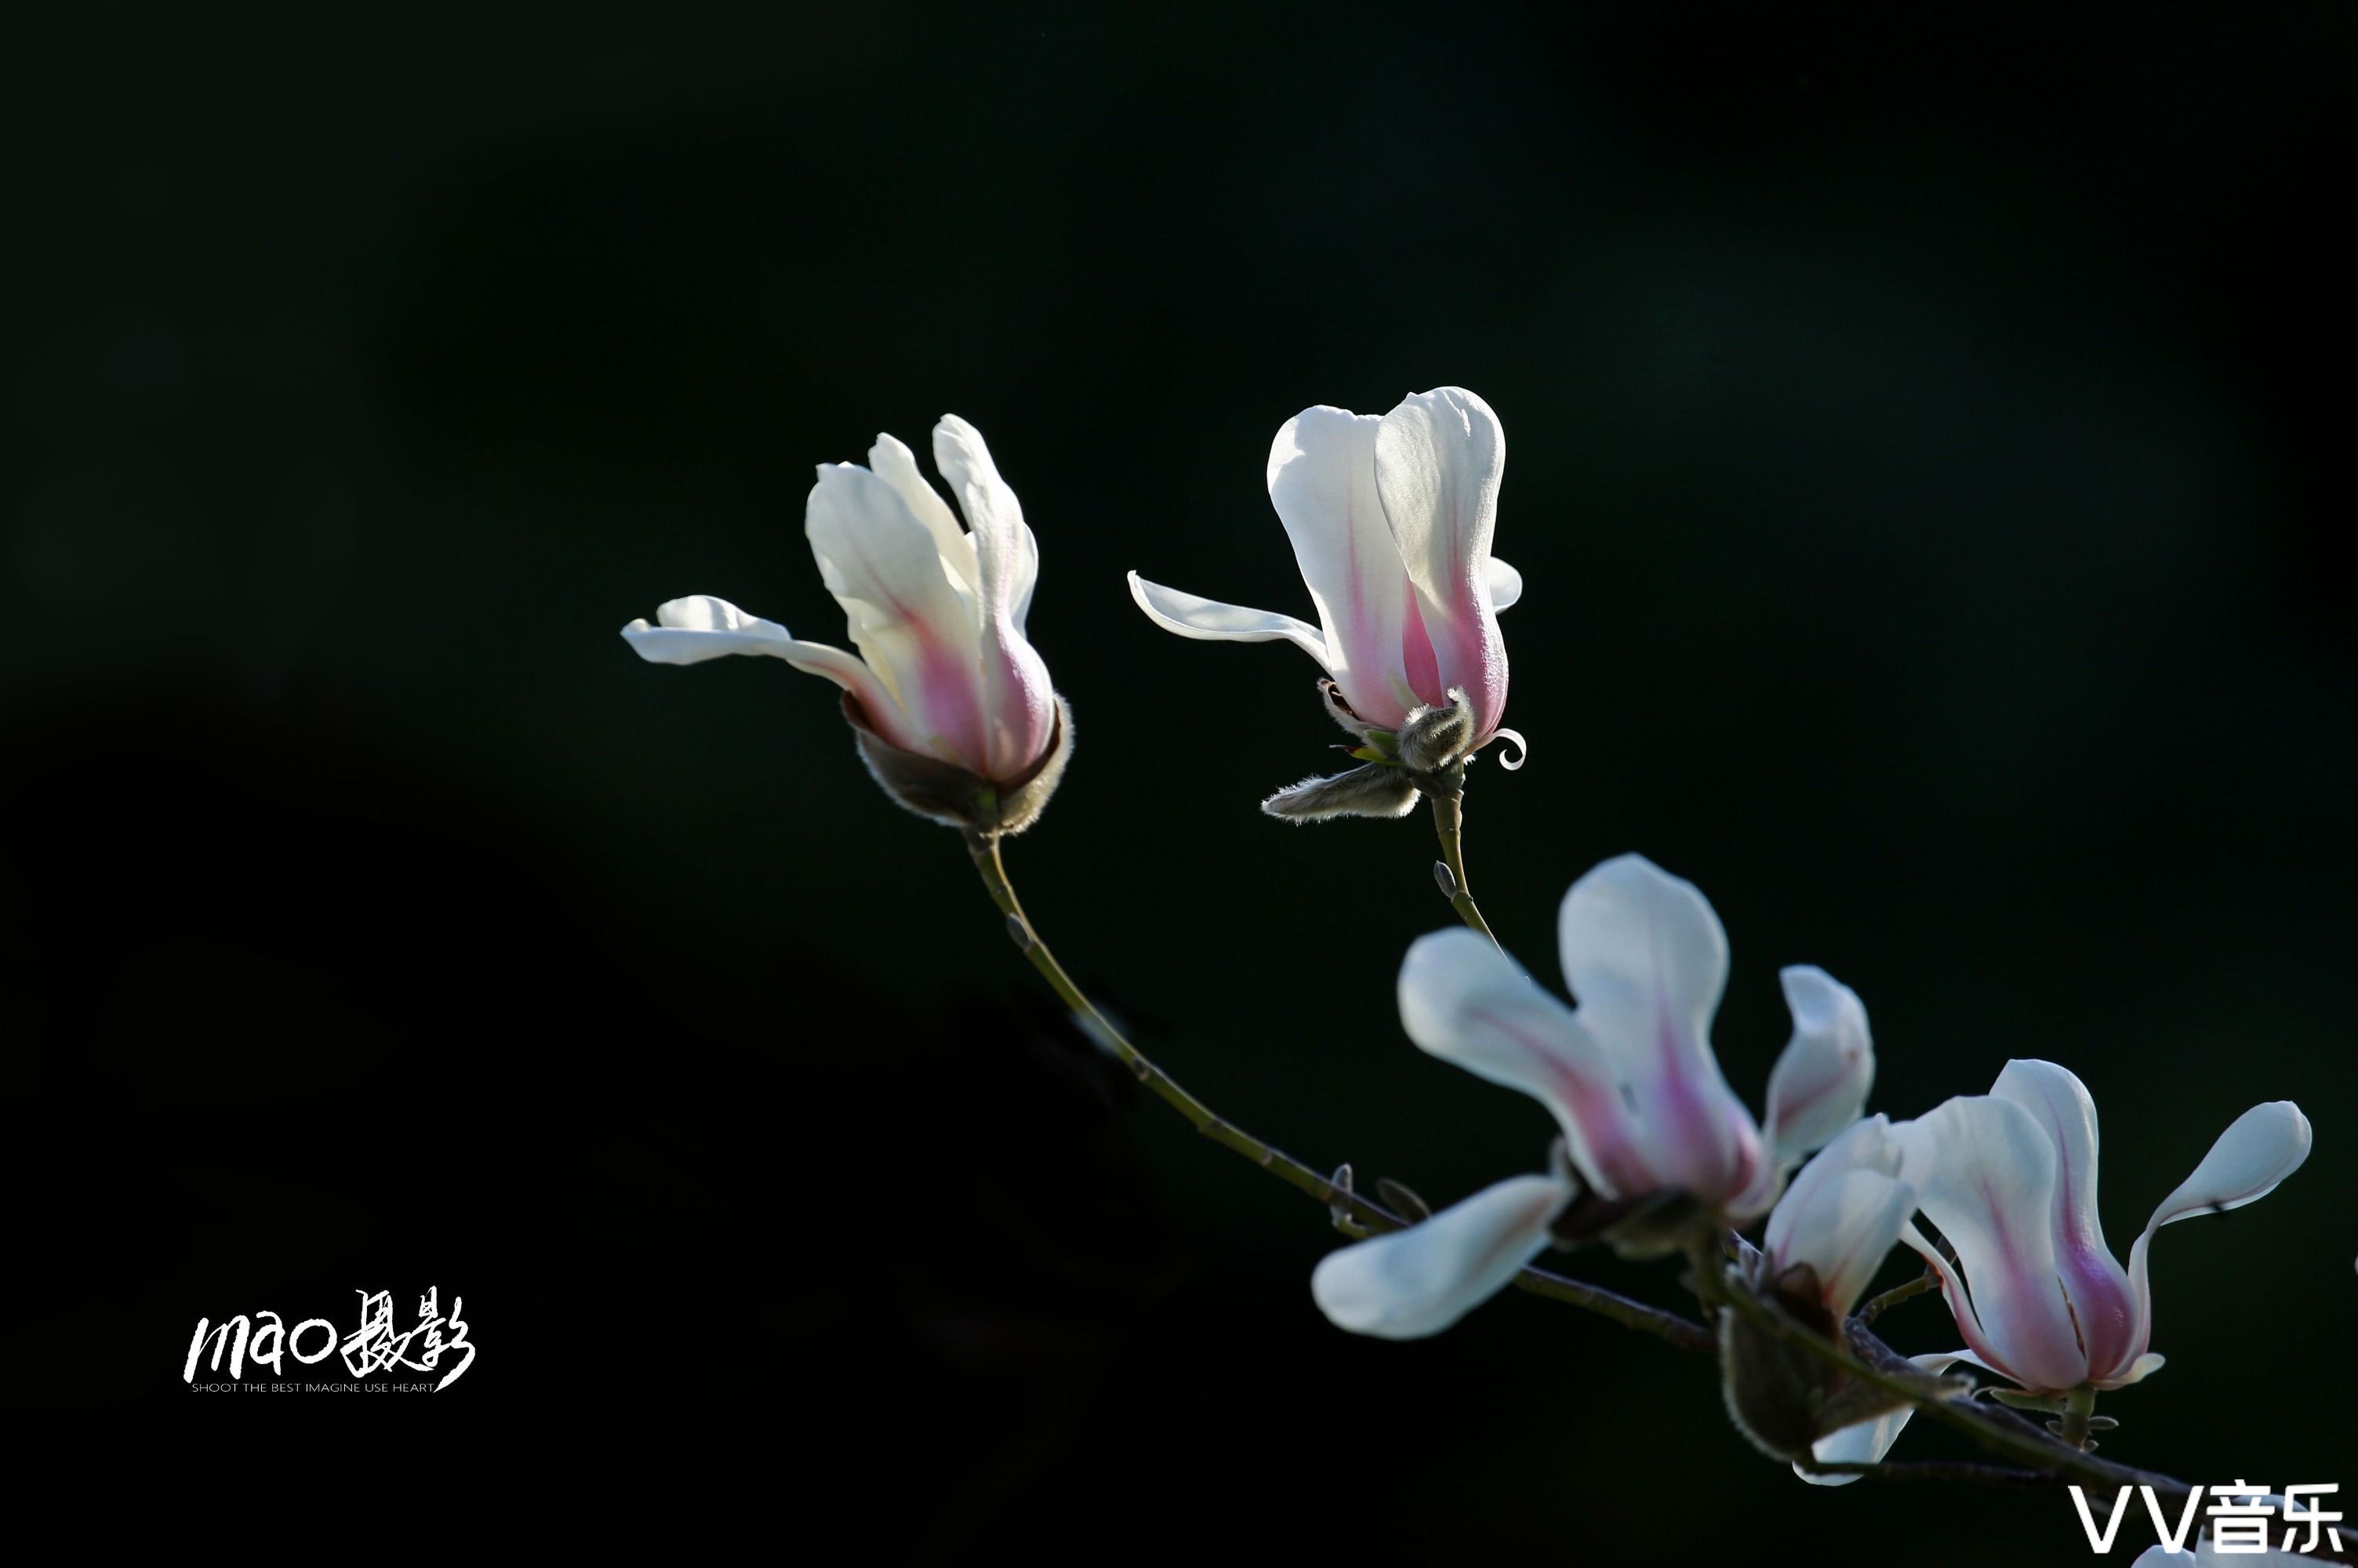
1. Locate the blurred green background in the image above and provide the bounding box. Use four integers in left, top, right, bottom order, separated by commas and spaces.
11, 2, 2350, 1552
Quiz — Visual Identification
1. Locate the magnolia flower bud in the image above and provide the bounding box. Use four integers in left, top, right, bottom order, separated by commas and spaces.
622, 416, 1072, 837
1723, 1118, 1922, 1462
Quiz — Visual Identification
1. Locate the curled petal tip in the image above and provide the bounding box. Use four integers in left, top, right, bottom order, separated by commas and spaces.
1487, 727, 1528, 770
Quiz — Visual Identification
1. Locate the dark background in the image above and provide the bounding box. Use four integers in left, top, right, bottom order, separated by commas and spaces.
12, 2, 2352, 1552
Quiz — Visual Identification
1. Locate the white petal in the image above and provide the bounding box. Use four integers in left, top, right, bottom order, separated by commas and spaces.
1487, 556, 1523, 612
806, 464, 993, 770
866, 432, 979, 598
1764, 1116, 1913, 1318
927, 416, 1058, 779
1397, 927, 1651, 1197
1761, 965, 1877, 1167
1267, 406, 1420, 727
1374, 387, 1508, 730
1992, 1059, 2139, 1382
620, 596, 906, 744
931, 415, 1040, 631
1557, 855, 1760, 1205
621, 595, 795, 664
1126, 572, 1332, 667
2142, 1099, 2313, 1231
1373, 387, 1504, 622
2123, 1100, 2311, 1363
1794, 1352, 1966, 1485
1310, 1173, 1572, 1339
1895, 1094, 2089, 1393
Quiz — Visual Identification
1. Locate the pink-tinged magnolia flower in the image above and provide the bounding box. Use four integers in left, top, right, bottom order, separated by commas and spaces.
1400, 855, 1873, 1219
1891, 1061, 2311, 1396
1806, 1060, 2311, 1479
621, 416, 1070, 833
1309, 855, 1877, 1339
1128, 388, 1526, 799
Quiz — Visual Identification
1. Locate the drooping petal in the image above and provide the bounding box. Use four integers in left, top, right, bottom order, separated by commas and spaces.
1894, 1094, 2090, 1393
622, 594, 796, 665
928, 417, 1059, 781
1990, 1059, 2140, 1386
2119, 1100, 2311, 1381
2138, 1099, 2313, 1231
1397, 927, 1653, 1196
1487, 556, 1523, 612
806, 463, 994, 774
1373, 387, 1509, 735
1764, 1116, 1914, 1319
1310, 1173, 1574, 1339
621, 595, 908, 747
1760, 966, 1877, 1167
1126, 572, 1333, 667
1266, 406, 1424, 729
1557, 855, 1762, 1207
1794, 1353, 1967, 1485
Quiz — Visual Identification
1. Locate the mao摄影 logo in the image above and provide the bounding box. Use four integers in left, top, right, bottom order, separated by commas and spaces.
183, 1287, 474, 1392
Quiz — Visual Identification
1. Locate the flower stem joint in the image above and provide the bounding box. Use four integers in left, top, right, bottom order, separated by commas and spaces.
844, 689, 1074, 838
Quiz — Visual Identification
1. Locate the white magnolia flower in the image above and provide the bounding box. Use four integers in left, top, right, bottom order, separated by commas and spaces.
621, 416, 1069, 831
1310, 854, 1877, 1339
1128, 387, 1524, 768
1806, 1059, 2311, 1476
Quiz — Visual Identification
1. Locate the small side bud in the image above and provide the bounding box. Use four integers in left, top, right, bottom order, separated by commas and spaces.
1005, 913, 1034, 952
843, 691, 1074, 837
1328, 1163, 1357, 1230
1375, 1178, 1433, 1222
1433, 860, 1459, 899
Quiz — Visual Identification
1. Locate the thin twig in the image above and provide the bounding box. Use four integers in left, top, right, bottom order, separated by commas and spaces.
1426, 787, 1499, 945
967, 830, 1713, 1355
1856, 1267, 1939, 1325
